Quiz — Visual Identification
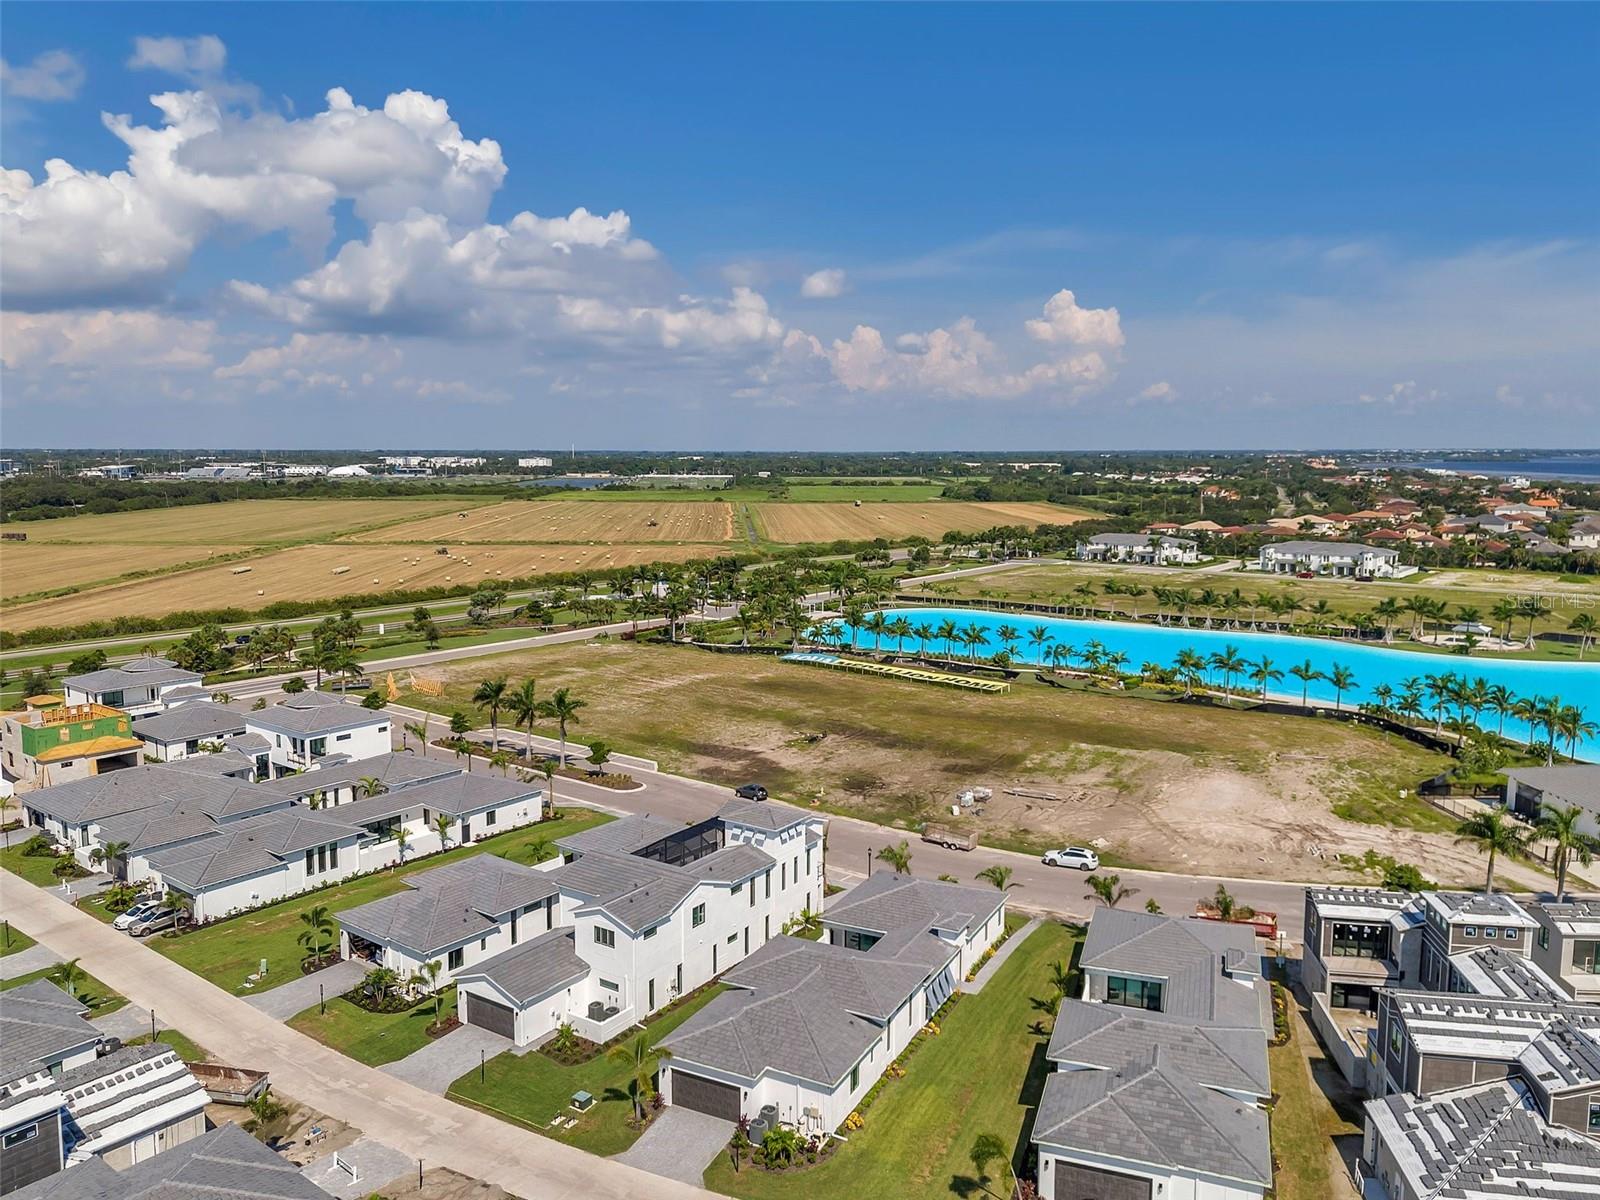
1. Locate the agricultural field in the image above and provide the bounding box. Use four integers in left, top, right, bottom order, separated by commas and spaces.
1, 497, 482, 544
395, 637, 1492, 885
2, 542, 726, 632
350, 499, 737, 544
907, 560, 1600, 644
1, 542, 244, 602
751, 500, 1089, 543
781, 483, 948, 502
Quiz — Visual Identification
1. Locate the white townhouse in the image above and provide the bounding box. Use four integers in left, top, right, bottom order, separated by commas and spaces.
243, 692, 394, 777
1077, 532, 1201, 566
1258, 539, 1406, 579
659, 872, 1008, 1133
348, 798, 827, 1048
60, 657, 203, 718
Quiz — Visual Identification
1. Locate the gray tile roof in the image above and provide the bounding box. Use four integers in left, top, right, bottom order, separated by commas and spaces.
1080, 909, 1262, 1026
21, 766, 285, 827
684, 842, 773, 884
714, 797, 815, 833
131, 703, 247, 746
1366, 1079, 1600, 1199
144, 808, 361, 890
823, 872, 1005, 939
455, 927, 589, 1004
663, 936, 931, 1087
336, 853, 558, 956
11, 1121, 335, 1199
1507, 765, 1600, 811
553, 813, 685, 857
1261, 539, 1398, 558
1046, 1001, 1271, 1098
386, 771, 541, 818
1033, 1050, 1271, 1186
64, 665, 202, 694
55, 1043, 208, 1149
1451, 946, 1566, 1003
0, 979, 99, 1087
255, 753, 458, 800
246, 700, 390, 737
1425, 890, 1538, 926
157, 750, 256, 779
1518, 1017, 1600, 1092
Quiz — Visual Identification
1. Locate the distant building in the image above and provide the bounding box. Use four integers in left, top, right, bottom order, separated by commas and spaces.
626, 473, 733, 489
61, 657, 202, 718
518, 456, 555, 469
1076, 532, 1200, 566
326, 464, 371, 477
1258, 540, 1407, 578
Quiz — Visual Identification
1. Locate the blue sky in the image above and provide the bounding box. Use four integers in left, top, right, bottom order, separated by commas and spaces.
2, 3, 1596, 450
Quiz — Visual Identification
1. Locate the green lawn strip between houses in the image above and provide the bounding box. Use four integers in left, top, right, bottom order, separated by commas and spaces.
0, 925, 38, 956
126, 1029, 212, 1064
701, 919, 1081, 1200
0, 843, 80, 888
448, 983, 728, 1158
289, 987, 460, 1067
1, 964, 129, 1015
142, 808, 614, 996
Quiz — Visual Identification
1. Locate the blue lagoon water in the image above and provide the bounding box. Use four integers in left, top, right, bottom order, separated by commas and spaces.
853, 607, 1600, 760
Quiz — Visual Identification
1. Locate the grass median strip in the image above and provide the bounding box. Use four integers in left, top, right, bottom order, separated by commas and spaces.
448, 984, 726, 1158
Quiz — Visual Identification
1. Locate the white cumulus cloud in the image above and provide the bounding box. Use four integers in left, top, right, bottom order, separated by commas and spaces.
1024, 288, 1124, 348
800, 268, 847, 299
1, 50, 85, 101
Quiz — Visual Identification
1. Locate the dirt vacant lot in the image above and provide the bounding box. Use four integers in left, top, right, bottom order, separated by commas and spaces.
2, 498, 482, 545
400, 639, 1508, 885
751, 500, 1090, 543
2, 542, 726, 632
1, 543, 244, 602
350, 500, 737, 544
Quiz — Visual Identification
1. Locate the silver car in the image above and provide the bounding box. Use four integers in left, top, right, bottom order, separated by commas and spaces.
112, 900, 162, 931
126, 907, 178, 937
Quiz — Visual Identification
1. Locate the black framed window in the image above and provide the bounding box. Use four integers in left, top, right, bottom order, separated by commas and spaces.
1105, 975, 1164, 1012
1331, 922, 1388, 959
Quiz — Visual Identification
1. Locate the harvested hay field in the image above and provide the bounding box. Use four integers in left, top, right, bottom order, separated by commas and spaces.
1, 543, 244, 602
349, 500, 736, 544
400, 639, 1497, 885
751, 500, 1090, 543
2, 543, 725, 632
3, 498, 484, 545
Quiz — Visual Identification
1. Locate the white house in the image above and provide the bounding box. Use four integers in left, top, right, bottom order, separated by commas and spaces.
131, 702, 247, 762
1258, 539, 1407, 579
1077, 532, 1201, 566
359, 799, 827, 1048
1033, 909, 1273, 1200
659, 872, 1007, 1133
1, 981, 101, 1194
61, 658, 202, 718
244, 693, 393, 777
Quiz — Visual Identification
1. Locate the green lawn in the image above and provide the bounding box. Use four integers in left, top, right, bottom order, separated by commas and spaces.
449, 984, 728, 1157
0, 925, 37, 956
150, 809, 613, 995
2, 964, 128, 1014
0, 843, 82, 888
289, 987, 459, 1066
127, 1028, 212, 1063
1269, 973, 1363, 1200
702, 920, 1081, 1200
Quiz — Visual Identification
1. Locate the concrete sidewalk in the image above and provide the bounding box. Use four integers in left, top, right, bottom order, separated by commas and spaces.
959, 917, 1043, 994
4, 877, 714, 1200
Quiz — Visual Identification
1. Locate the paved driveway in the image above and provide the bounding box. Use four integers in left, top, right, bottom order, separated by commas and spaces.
381, 1023, 514, 1094
244, 958, 368, 1020
302, 1138, 414, 1199
612, 1107, 733, 1186
0, 943, 60, 980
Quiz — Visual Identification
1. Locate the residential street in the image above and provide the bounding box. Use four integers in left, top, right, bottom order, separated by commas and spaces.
0, 876, 716, 1200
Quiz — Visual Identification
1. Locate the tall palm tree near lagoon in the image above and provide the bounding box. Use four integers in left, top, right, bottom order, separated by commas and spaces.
1250, 656, 1284, 700
1454, 807, 1528, 894
1536, 804, 1600, 901
1289, 660, 1324, 707
1328, 664, 1357, 711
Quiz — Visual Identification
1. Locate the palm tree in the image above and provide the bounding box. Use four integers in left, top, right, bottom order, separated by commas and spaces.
1557, 704, 1598, 763
875, 840, 913, 875
608, 1032, 672, 1123
995, 624, 1021, 658
298, 904, 335, 964
418, 959, 446, 1025
472, 676, 509, 751
539, 687, 587, 768
403, 720, 428, 753
1027, 624, 1051, 664
1249, 656, 1283, 701
1484, 685, 1514, 740
537, 758, 557, 820
393, 825, 411, 866
434, 812, 456, 849
863, 611, 889, 654
1086, 872, 1137, 908
1208, 645, 1247, 702
1373, 597, 1402, 643
356, 776, 387, 798
1047, 959, 1074, 1001
1209, 884, 1256, 923
1328, 663, 1357, 712
1174, 649, 1205, 697
1453, 807, 1529, 894
963, 623, 990, 662
50, 958, 85, 999
1570, 614, 1598, 660
912, 622, 937, 658
89, 839, 130, 879
1536, 804, 1599, 900
968, 1132, 1015, 1200
1289, 659, 1324, 706
506, 678, 540, 761
974, 865, 1016, 890
935, 618, 959, 660
246, 1084, 286, 1141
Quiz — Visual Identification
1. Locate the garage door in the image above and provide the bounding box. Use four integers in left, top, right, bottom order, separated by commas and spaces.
462, 991, 515, 1039
670, 1070, 742, 1121
1052, 1161, 1152, 1200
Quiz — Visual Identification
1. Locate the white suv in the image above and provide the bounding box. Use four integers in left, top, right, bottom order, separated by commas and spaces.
1042, 847, 1100, 871
113, 899, 163, 931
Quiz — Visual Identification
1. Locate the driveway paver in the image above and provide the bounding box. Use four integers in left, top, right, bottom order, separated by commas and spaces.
92, 1004, 161, 1042
612, 1107, 733, 1186
244, 958, 368, 1020
380, 1023, 514, 1094
0, 942, 61, 980
302, 1137, 415, 1199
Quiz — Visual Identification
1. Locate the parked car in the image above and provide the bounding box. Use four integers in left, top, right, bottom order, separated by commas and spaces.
734, 783, 769, 802
126, 907, 178, 937
1042, 847, 1100, 871
112, 900, 163, 931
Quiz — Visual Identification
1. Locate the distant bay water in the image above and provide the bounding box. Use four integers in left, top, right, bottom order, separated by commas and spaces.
1388, 454, 1600, 483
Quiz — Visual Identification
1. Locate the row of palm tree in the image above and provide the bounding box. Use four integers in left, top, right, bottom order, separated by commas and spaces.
1455, 801, 1600, 897
1357, 670, 1596, 764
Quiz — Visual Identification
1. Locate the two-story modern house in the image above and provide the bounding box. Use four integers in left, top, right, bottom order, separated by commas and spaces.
1531, 899, 1600, 1006
243, 693, 393, 777
60, 658, 202, 719
1032, 909, 1273, 1200
131, 702, 247, 763
1076, 532, 1201, 566
1257, 539, 1404, 578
